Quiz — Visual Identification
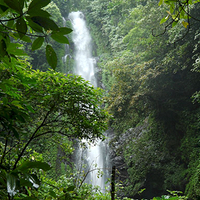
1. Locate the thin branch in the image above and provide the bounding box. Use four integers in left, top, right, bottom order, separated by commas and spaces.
152, 0, 185, 37
78, 167, 113, 189
0, 11, 26, 22
78, 168, 96, 188
32, 130, 53, 139
32, 126, 72, 139
13, 110, 51, 170
0, 21, 47, 38
152, 20, 173, 37
3, 141, 20, 157
179, 0, 200, 22
173, 0, 191, 43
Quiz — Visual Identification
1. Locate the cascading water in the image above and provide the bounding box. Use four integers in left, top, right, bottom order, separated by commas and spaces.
68, 11, 110, 192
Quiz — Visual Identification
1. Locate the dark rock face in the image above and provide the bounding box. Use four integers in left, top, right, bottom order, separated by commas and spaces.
94, 66, 104, 89
108, 120, 150, 198
110, 121, 149, 166
109, 118, 187, 199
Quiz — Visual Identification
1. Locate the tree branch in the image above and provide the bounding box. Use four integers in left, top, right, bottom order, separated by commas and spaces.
152, 0, 189, 37
178, 0, 200, 22
13, 110, 52, 170
0, 11, 26, 22
0, 21, 47, 38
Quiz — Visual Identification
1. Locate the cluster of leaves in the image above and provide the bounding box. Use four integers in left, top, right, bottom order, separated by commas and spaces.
0, 59, 109, 198
26, 1, 67, 72
153, 190, 188, 200
158, 0, 200, 29
2, 0, 198, 199
0, 0, 110, 199
0, 0, 72, 70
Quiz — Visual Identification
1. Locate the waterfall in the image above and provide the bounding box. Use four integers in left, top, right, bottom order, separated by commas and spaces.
69, 12, 96, 86
68, 11, 110, 192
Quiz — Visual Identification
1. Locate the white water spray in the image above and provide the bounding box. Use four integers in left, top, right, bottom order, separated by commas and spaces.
68, 11, 110, 192
69, 11, 96, 86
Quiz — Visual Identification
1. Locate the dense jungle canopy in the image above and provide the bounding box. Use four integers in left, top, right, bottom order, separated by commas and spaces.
0, 0, 200, 199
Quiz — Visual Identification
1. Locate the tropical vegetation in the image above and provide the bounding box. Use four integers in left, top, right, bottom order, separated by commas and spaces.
67, 0, 200, 199
0, 0, 108, 199
1, 0, 200, 199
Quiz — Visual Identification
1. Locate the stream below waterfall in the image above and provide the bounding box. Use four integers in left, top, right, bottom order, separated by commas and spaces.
68, 11, 110, 193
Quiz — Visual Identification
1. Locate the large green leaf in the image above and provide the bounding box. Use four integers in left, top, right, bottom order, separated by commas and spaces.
20, 178, 32, 187
32, 37, 44, 50
7, 43, 27, 56
27, 8, 51, 18
4, 0, 22, 13
172, 21, 178, 27
31, 16, 59, 31
16, 18, 27, 38
58, 27, 73, 35
28, 0, 50, 10
46, 45, 57, 70
160, 16, 169, 24
51, 32, 69, 44
26, 17, 44, 33
21, 35, 32, 43
158, 0, 164, 6
7, 20, 14, 29
18, 0, 25, 10
11, 100, 24, 109
16, 161, 51, 172
0, 4, 8, 14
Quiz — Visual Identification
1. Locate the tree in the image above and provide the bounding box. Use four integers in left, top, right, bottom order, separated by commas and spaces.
0, 0, 109, 198
0, 58, 109, 199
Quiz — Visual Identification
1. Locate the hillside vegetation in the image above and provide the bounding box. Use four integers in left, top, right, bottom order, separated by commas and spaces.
1, 0, 200, 199
64, 0, 200, 199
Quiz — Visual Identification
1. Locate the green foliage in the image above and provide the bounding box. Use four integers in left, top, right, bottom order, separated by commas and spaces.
33, 0, 200, 199
0, 0, 72, 70
0, 1, 111, 198
78, 0, 200, 198
0, 59, 109, 198
45, 44, 57, 70
153, 190, 188, 200
158, 0, 200, 29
